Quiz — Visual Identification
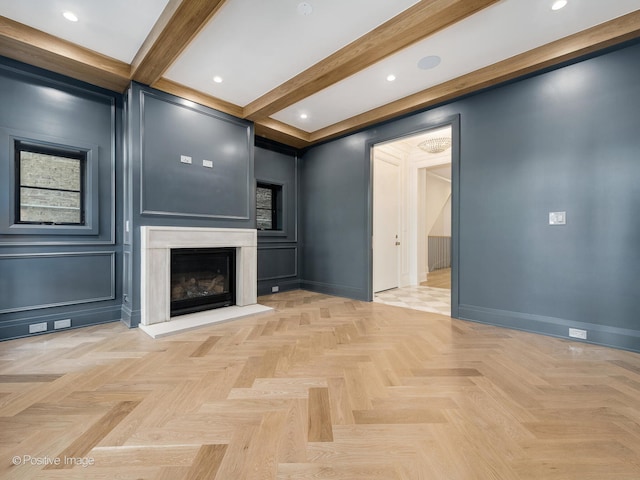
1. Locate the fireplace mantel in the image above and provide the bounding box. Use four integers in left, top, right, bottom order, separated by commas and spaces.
140, 226, 259, 327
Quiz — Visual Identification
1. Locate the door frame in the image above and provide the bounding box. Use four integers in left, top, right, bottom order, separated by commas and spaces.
365, 114, 460, 319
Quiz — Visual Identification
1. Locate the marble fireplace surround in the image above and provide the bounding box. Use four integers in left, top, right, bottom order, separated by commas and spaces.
139, 226, 271, 338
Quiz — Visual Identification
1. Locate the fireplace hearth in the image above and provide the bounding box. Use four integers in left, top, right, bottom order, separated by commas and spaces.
170, 248, 235, 317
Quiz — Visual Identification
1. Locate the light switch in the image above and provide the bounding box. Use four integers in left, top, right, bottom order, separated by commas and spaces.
549, 211, 566, 225
180, 155, 192, 164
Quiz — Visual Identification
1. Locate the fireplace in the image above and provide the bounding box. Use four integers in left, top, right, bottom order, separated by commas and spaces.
170, 248, 236, 317
140, 226, 262, 328
139, 227, 272, 338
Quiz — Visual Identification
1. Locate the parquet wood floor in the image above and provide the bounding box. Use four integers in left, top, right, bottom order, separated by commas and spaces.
1, 290, 640, 479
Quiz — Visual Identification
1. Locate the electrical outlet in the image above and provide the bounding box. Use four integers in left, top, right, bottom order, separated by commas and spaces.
180, 155, 192, 164
569, 328, 587, 340
202, 159, 213, 168
29, 322, 47, 334
54, 319, 71, 329
271, 286, 279, 293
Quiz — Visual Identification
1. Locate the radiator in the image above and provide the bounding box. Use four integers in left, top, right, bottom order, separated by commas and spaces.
428, 236, 451, 272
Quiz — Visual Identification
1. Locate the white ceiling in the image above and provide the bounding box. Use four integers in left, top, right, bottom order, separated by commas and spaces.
0, 0, 169, 63
1, 0, 639, 143
273, 0, 640, 131
164, 0, 420, 107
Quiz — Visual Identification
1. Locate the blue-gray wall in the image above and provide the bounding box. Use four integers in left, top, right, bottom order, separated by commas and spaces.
0, 68, 299, 339
122, 83, 255, 327
0, 58, 122, 340
300, 134, 373, 300
3, 41, 639, 352
300, 42, 640, 352
255, 140, 301, 295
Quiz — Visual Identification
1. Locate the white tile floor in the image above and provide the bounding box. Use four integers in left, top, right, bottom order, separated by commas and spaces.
374, 285, 451, 316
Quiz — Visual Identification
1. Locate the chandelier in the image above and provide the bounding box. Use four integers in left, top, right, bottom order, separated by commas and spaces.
418, 137, 451, 154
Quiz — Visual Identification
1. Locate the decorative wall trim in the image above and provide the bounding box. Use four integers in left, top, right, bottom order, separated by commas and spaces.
256, 177, 288, 238
0, 251, 116, 314
138, 90, 252, 220
120, 307, 141, 329
122, 250, 132, 307
255, 147, 299, 244
0, 103, 117, 246
300, 280, 367, 302
257, 245, 298, 280
120, 304, 132, 328
458, 304, 640, 353
0, 128, 101, 237
0, 60, 117, 246
0, 240, 118, 246
139, 210, 251, 220
0, 305, 121, 341
257, 278, 301, 296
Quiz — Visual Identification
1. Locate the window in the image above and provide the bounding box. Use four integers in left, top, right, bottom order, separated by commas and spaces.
256, 182, 282, 231
15, 140, 86, 225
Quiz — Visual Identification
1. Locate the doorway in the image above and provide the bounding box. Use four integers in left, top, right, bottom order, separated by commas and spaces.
371, 122, 456, 316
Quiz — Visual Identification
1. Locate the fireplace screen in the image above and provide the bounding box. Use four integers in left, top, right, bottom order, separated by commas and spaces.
170, 248, 236, 317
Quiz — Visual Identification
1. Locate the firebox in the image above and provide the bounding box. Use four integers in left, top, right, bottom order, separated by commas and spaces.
170, 248, 236, 317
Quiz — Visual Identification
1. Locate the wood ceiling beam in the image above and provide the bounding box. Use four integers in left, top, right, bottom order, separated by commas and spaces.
242, 0, 500, 121
254, 119, 311, 150
152, 77, 244, 118
0, 16, 130, 92
308, 10, 640, 145
131, 0, 227, 86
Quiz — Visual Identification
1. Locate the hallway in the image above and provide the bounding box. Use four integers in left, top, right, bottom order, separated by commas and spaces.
374, 269, 451, 316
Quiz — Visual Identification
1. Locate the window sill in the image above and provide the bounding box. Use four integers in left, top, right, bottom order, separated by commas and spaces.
257, 229, 287, 238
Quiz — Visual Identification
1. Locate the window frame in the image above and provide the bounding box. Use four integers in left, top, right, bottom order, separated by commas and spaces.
0, 130, 99, 237
15, 141, 87, 226
256, 181, 285, 235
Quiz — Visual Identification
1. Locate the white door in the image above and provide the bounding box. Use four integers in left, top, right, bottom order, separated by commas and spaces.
373, 155, 400, 293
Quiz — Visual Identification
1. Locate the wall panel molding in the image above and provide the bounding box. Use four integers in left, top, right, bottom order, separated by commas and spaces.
257, 245, 297, 280
0, 251, 115, 314
0, 59, 117, 246
138, 89, 252, 220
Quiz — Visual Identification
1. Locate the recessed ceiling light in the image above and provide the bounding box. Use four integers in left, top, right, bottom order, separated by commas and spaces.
297, 2, 313, 16
300, 113, 308, 120
417, 55, 441, 70
213, 76, 223, 83
551, 0, 567, 10
386, 74, 396, 82
62, 11, 78, 22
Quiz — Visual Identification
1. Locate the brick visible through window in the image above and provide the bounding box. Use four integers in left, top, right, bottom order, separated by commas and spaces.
15, 141, 85, 225
256, 182, 282, 231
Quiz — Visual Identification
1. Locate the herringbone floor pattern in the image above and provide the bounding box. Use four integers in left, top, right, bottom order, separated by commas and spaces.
1, 290, 639, 479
